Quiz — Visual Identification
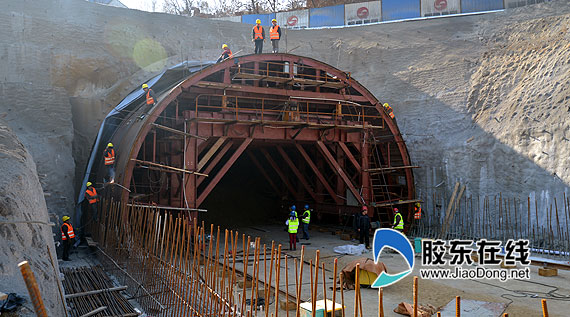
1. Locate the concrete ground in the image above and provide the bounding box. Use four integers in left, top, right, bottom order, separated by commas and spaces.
233, 224, 570, 317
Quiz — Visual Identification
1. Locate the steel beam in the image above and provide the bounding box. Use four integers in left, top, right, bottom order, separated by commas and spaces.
295, 143, 342, 205
276, 146, 318, 202
337, 142, 361, 171
259, 148, 301, 201
316, 141, 363, 205
247, 151, 281, 196
196, 138, 252, 207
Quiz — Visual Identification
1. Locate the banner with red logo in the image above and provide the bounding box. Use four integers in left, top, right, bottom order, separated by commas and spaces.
345, 1, 381, 25
276, 9, 309, 29
421, 0, 460, 16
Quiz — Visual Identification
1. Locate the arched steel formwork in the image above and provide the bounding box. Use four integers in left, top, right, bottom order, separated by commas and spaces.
105, 54, 418, 226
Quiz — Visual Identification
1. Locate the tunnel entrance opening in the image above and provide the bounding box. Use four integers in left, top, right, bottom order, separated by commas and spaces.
104, 54, 417, 228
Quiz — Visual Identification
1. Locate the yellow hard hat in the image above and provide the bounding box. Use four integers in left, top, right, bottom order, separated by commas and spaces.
415, 202, 420, 207
383, 103, 389, 108
256, 19, 261, 24
107, 143, 113, 147
62, 216, 70, 222
222, 44, 228, 49
86, 181, 92, 187
142, 84, 149, 89
272, 19, 277, 23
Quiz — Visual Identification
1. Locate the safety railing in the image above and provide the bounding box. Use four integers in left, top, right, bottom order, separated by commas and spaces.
230, 61, 347, 86
192, 93, 383, 128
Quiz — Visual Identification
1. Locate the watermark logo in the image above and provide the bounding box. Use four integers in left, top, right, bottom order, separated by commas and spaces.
371, 229, 415, 288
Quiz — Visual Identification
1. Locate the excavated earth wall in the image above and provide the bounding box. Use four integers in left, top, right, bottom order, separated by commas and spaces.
0, 123, 65, 316
0, 0, 569, 225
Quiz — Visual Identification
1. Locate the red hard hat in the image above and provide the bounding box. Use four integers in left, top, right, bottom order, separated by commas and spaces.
393, 208, 399, 212
362, 206, 368, 211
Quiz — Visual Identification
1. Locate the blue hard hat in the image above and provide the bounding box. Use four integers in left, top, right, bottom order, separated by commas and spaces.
290, 211, 296, 217
304, 204, 309, 210
291, 205, 296, 211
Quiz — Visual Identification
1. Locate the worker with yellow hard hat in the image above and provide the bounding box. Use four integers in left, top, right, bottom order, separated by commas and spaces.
217, 43, 233, 63
252, 18, 265, 54
140, 83, 156, 120
269, 18, 281, 53
103, 142, 115, 183
61, 215, 75, 261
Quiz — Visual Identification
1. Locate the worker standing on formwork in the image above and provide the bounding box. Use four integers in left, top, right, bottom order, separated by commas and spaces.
252, 19, 265, 54
61, 216, 75, 261
103, 143, 115, 183
85, 181, 99, 220
286, 211, 299, 250
301, 204, 311, 240
217, 44, 233, 63
357, 206, 371, 249
383, 103, 395, 119
414, 202, 422, 220
140, 83, 156, 119
269, 19, 281, 53
392, 207, 404, 233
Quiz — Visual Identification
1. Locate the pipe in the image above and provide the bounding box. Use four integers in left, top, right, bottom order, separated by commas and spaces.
18, 261, 48, 317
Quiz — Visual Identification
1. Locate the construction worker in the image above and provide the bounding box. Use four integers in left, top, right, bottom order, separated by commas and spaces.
392, 207, 404, 233
61, 216, 75, 261
85, 181, 99, 219
103, 143, 115, 183
252, 19, 265, 54
269, 19, 281, 53
217, 44, 233, 63
290, 205, 300, 242
301, 204, 311, 240
285, 211, 299, 250
414, 202, 422, 220
140, 83, 156, 119
357, 206, 371, 249
383, 103, 395, 119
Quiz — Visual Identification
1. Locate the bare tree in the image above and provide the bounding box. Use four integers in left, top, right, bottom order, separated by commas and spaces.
163, 0, 210, 15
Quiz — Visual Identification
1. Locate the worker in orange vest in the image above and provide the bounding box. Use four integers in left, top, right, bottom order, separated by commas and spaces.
85, 181, 99, 219
61, 215, 75, 261
217, 44, 233, 63
383, 103, 395, 119
252, 19, 265, 54
103, 143, 115, 183
414, 202, 422, 220
269, 19, 282, 53
140, 83, 156, 119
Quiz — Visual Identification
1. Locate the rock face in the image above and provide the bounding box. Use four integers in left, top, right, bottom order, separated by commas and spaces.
0, 0, 569, 222
0, 123, 65, 316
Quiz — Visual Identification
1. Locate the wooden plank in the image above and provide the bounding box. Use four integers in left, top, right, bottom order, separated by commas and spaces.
85, 237, 97, 247
197, 137, 227, 171
197, 138, 252, 206
132, 159, 208, 177
441, 185, 466, 238
0, 292, 7, 301
196, 141, 233, 187
366, 165, 420, 172
373, 199, 422, 207
439, 182, 461, 239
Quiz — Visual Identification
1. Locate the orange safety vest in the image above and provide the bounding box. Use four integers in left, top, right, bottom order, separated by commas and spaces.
253, 25, 264, 40
224, 49, 233, 59
104, 148, 115, 165
414, 206, 422, 219
85, 187, 98, 204
146, 90, 155, 105
270, 25, 280, 40
61, 223, 75, 240
385, 105, 394, 119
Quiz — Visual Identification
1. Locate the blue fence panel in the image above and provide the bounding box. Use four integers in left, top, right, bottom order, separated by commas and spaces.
242, 13, 276, 25
382, 0, 420, 21
461, 0, 504, 13
309, 5, 345, 27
